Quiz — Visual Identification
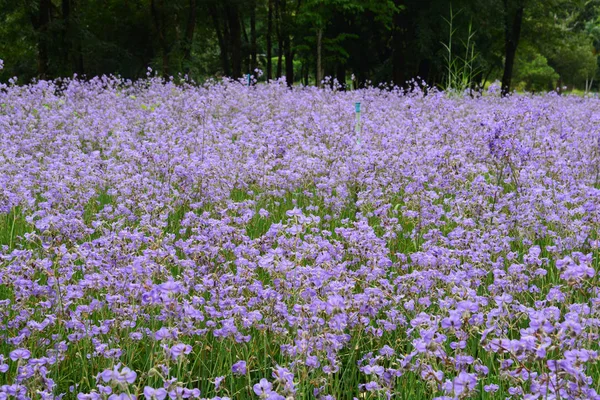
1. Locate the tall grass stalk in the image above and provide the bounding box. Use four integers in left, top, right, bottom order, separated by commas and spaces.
441, 7, 480, 95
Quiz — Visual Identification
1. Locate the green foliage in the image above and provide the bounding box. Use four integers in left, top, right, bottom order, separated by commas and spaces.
0, 1, 38, 81
520, 0, 600, 91
514, 45, 559, 92
78, 0, 154, 78
548, 33, 598, 88
441, 7, 480, 93
0, 0, 600, 92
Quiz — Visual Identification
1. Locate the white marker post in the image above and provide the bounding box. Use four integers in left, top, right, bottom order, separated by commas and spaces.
355, 102, 361, 143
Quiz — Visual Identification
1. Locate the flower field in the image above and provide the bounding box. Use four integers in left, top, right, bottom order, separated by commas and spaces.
1, 77, 600, 400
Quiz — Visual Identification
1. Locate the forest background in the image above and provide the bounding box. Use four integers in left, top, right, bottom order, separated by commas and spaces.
1, 0, 600, 94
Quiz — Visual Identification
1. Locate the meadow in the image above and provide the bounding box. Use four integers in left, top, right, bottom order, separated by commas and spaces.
1, 76, 600, 400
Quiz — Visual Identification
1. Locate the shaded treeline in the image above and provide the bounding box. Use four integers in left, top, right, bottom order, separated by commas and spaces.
1, 0, 600, 93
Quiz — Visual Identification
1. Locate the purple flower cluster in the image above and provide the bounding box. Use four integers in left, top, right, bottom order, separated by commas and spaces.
1, 76, 600, 399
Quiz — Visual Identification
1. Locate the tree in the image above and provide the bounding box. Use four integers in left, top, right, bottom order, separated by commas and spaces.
501, 0, 525, 96
513, 44, 559, 91
0, 0, 598, 93
182, 0, 199, 72
297, 0, 397, 87
226, 2, 243, 78
267, 0, 273, 80
33, 0, 52, 78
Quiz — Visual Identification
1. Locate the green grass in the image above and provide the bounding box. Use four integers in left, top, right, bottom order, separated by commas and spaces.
0, 207, 32, 250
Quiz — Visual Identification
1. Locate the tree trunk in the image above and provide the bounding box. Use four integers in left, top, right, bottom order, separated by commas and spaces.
391, 1, 405, 87
276, 0, 283, 78
208, 4, 231, 77
501, 0, 524, 96
267, 0, 273, 80
61, 0, 84, 75
182, 0, 198, 72
37, 0, 52, 78
250, 0, 257, 73
61, 0, 71, 74
280, 0, 293, 86
241, 17, 249, 52
71, 0, 84, 75
240, 16, 249, 75
226, 4, 242, 78
316, 28, 324, 87
151, 0, 170, 76
284, 38, 293, 87
482, 64, 496, 89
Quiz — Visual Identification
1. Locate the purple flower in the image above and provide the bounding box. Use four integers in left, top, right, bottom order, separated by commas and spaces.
108, 395, 136, 400
379, 345, 395, 357
169, 343, 192, 360
363, 365, 385, 376
232, 360, 247, 375
305, 355, 320, 368
214, 376, 225, 390
159, 280, 182, 294
9, 349, 31, 361
272, 365, 295, 394
484, 384, 499, 392
154, 327, 173, 341
272, 365, 294, 383
143, 387, 167, 400
98, 364, 136, 384
441, 310, 462, 330
99, 369, 115, 383
184, 388, 201, 398
4, 66, 600, 400
285, 208, 303, 218
77, 394, 101, 400
445, 371, 477, 396
253, 379, 274, 398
